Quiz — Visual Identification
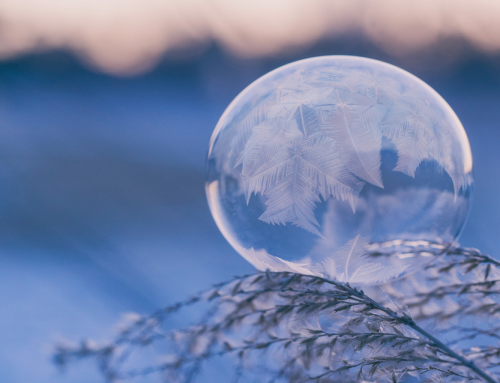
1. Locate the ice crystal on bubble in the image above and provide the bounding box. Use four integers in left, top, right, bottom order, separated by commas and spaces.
206, 56, 473, 285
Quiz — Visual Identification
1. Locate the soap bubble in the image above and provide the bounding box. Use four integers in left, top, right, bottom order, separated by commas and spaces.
205, 56, 473, 285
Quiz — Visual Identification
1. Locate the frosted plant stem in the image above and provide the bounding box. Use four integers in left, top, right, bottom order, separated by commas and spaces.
404, 320, 497, 383
317, 277, 498, 383
446, 248, 500, 269
53, 248, 500, 382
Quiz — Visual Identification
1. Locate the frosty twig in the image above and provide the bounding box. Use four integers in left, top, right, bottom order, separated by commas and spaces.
53, 247, 500, 382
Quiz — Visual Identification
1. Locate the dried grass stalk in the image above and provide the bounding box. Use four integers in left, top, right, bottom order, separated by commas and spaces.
53, 247, 500, 382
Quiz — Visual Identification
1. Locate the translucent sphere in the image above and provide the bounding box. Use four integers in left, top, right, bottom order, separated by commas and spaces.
206, 56, 473, 285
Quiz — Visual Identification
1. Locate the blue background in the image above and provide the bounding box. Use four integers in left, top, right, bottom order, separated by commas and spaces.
0, 44, 499, 381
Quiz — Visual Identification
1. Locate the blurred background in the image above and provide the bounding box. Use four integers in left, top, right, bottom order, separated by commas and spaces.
1, 1, 500, 381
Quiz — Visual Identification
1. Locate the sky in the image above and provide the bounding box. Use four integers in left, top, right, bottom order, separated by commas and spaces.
1, 2, 500, 382
1, 0, 500, 74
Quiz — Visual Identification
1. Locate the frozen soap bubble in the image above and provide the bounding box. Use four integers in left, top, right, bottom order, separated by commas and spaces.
205, 56, 473, 285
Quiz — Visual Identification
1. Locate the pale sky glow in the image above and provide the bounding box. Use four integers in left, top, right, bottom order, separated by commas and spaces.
0, 0, 499, 74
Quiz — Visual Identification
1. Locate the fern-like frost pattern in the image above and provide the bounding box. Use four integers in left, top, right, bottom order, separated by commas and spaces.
213, 64, 469, 234
206, 57, 473, 285
321, 235, 411, 283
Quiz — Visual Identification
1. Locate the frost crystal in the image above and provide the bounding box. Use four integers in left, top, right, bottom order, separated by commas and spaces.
206, 56, 473, 284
